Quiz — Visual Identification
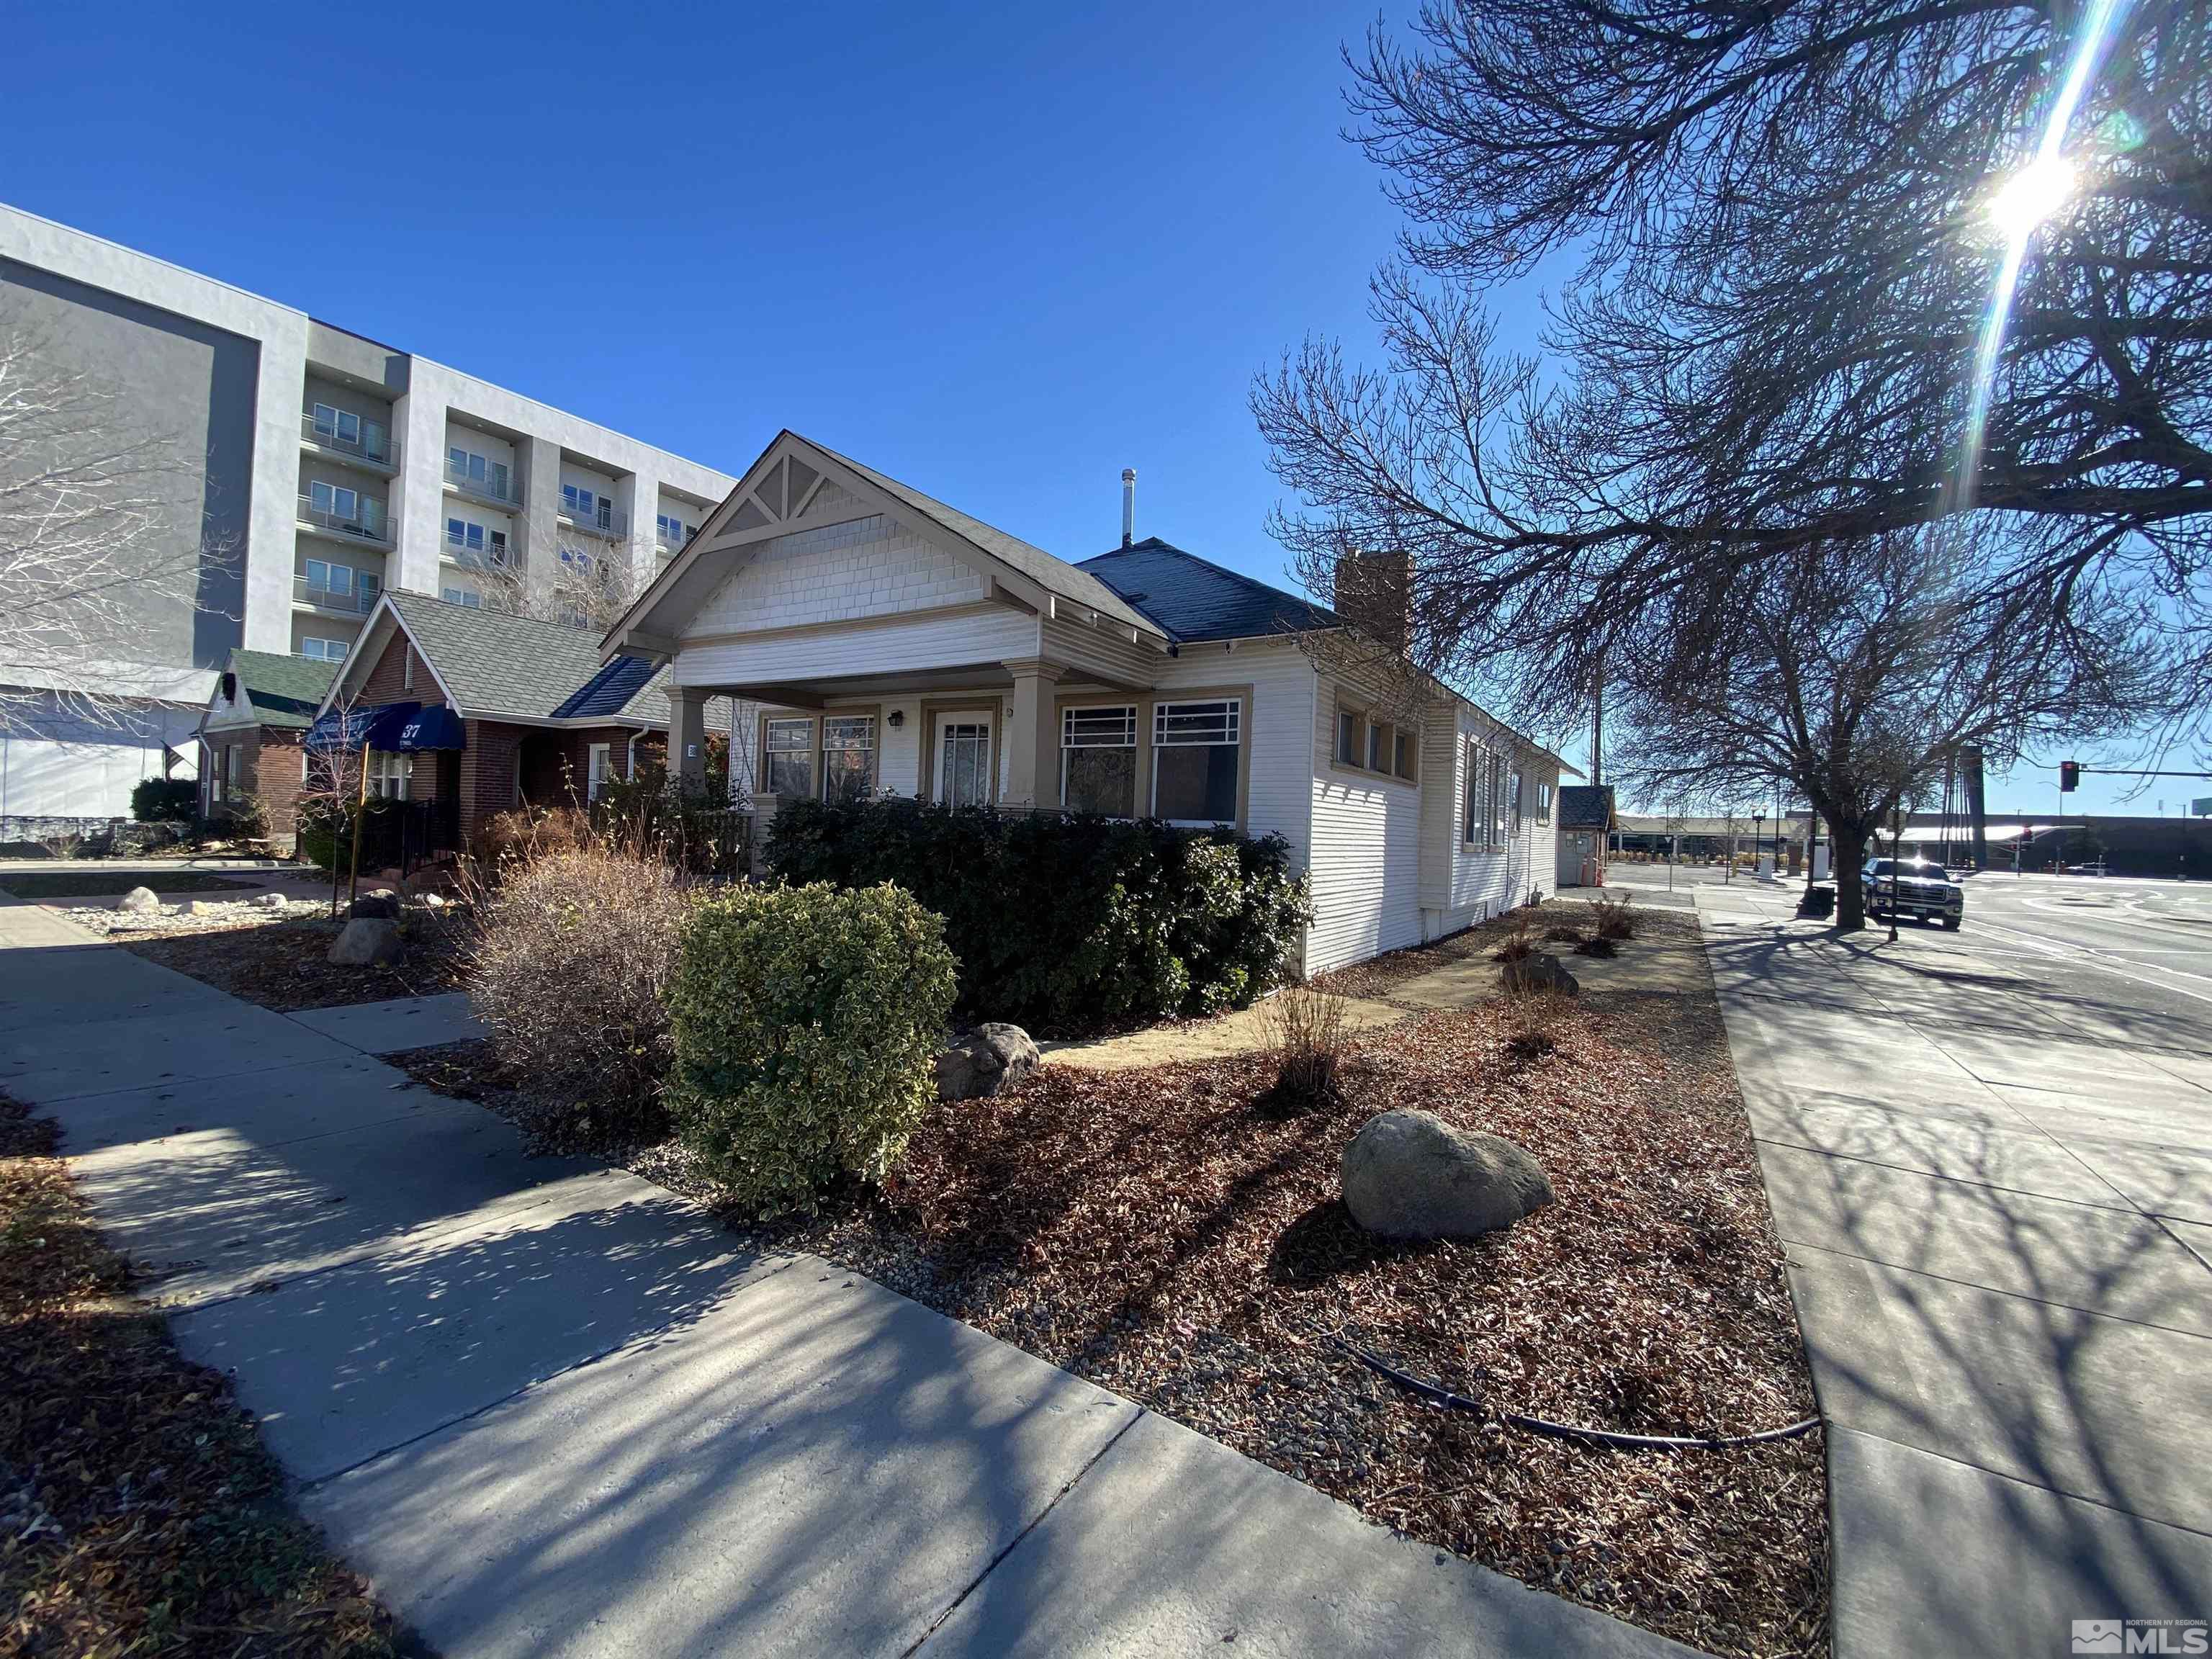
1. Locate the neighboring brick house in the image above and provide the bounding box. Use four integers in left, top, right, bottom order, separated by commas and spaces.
309, 591, 706, 854
195, 649, 338, 849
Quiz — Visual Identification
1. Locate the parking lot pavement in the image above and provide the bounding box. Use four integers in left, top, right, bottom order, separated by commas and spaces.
1702, 893, 2212, 1658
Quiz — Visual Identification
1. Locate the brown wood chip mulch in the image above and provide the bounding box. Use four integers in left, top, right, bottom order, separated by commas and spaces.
117, 909, 470, 1012
0, 1095, 400, 1657
405, 908, 1827, 1658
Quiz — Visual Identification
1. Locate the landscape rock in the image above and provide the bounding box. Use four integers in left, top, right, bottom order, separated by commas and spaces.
113, 886, 161, 914
251, 891, 287, 910
1340, 1108, 1554, 1240
349, 889, 403, 920
934, 1022, 1040, 1102
183, 899, 222, 917
327, 917, 403, 966
416, 891, 447, 910
1503, 951, 1579, 997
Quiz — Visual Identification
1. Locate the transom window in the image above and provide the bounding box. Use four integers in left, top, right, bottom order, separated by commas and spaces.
764, 717, 815, 799
1061, 704, 1138, 817
821, 714, 878, 801
1152, 698, 1240, 824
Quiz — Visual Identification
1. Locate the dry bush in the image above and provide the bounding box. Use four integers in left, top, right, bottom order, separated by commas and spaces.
1263, 981, 1352, 1111
1503, 980, 1570, 1060
466, 842, 694, 1141
1588, 889, 1637, 942
469, 806, 591, 874
1492, 913, 1537, 963
1574, 934, 1621, 958
1542, 924, 1586, 945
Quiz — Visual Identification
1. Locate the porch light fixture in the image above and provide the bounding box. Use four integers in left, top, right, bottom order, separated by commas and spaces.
887, 709, 904, 729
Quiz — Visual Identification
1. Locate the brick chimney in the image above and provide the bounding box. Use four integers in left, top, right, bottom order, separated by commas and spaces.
1334, 549, 1413, 653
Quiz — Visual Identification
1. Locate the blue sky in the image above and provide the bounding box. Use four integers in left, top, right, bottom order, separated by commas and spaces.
5, 0, 2189, 817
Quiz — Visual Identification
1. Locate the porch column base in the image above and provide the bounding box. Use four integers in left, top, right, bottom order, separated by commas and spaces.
1002, 658, 1066, 811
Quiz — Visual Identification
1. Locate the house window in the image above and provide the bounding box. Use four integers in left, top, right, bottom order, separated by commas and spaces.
588, 742, 613, 802
821, 714, 878, 801
299, 636, 349, 663
1061, 704, 1137, 817
1537, 781, 1554, 824
1465, 740, 1503, 849
403, 649, 413, 691
225, 744, 240, 796
367, 750, 410, 801
1509, 768, 1524, 834
1366, 720, 1388, 773
1395, 730, 1416, 781
764, 716, 814, 799
1335, 707, 1359, 767
1152, 698, 1240, 824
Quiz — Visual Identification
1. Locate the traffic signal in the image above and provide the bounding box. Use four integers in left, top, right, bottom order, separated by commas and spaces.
2059, 760, 2080, 793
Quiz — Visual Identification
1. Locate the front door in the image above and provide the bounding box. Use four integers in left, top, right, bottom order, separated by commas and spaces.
933, 711, 994, 808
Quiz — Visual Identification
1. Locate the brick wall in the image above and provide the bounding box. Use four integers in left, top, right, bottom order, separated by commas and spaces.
356, 629, 422, 707
256, 732, 306, 844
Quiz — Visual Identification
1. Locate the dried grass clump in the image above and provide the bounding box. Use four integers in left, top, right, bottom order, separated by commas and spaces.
1492, 914, 1537, 963
1574, 935, 1622, 958
1264, 981, 1352, 1111
1588, 889, 1637, 942
1542, 924, 1587, 945
465, 841, 694, 1141
1503, 980, 1570, 1060
469, 806, 592, 874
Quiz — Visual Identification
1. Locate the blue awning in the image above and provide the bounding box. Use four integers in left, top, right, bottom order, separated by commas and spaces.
395, 704, 465, 752
305, 701, 419, 752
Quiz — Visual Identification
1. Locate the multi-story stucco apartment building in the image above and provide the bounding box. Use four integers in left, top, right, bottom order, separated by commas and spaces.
0, 202, 735, 819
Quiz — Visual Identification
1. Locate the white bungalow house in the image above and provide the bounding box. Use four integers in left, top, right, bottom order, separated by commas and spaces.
602, 432, 1576, 975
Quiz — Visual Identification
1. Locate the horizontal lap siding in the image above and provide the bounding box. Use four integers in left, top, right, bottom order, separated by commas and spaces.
1306, 670, 1422, 975
1434, 713, 1564, 934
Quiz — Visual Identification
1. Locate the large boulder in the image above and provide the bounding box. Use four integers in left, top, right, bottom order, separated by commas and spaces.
113, 886, 161, 914
1340, 1109, 1554, 1240
328, 917, 403, 966
934, 1022, 1040, 1102
349, 888, 402, 920
1503, 952, 1579, 997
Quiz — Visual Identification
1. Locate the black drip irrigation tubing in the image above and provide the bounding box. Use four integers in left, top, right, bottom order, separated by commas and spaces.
1311, 1321, 1822, 1452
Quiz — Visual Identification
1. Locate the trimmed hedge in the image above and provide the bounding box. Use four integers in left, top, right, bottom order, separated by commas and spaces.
667, 881, 958, 1215
764, 798, 1312, 1037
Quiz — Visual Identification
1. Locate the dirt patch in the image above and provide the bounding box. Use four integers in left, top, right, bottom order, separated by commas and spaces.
421, 909, 1825, 1657
0, 870, 257, 900
120, 909, 470, 1011
0, 1093, 400, 1656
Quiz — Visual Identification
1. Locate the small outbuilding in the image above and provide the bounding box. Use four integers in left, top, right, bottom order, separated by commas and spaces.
1554, 784, 1617, 888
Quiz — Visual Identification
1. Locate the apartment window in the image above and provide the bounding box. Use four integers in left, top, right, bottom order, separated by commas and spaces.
305, 558, 353, 595
310, 480, 359, 522
336, 409, 360, 446
764, 717, 814, 799
562, 484, 611, 528
359, 571, 379, 608
1152, 698, 1240, 824
312, 403, 337, 441
1537, 781, 1554, 824
1061, 704, 1137, 817
441, 585, 483, 608
656, 513, 693, 547
366, 750, 410, 801
587, 742, 613, 802
446, 517, 487, 554
820, 714, 878, 801
488, 529, 508, 566
300, 637, 349, 663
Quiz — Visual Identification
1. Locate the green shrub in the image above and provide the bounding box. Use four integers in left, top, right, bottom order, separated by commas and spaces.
131, 776, 197, 822
764, 799, 1310, 1036
667, 881, 958, 1215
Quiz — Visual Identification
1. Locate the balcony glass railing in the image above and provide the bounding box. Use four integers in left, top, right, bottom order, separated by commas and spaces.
292, 576, 379, 615
301, 412, 398, 469
444, 459, 522, 507
297, 493, 390, 546
442, 539, 513, 575
559, 499, 628, 538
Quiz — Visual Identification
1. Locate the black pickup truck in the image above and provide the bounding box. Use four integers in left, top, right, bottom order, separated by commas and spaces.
1862, 858, 1965, 930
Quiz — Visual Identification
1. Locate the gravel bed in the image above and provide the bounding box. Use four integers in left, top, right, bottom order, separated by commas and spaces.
117, 907, 470, 1010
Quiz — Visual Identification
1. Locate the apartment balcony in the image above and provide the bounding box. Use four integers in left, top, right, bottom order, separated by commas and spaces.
300, 413, 400, 474
292, 576, 379, 616
559, 500, 628, 540
441, 540, 513, 576
297, 493, 393, 549
444, 458, 523, 509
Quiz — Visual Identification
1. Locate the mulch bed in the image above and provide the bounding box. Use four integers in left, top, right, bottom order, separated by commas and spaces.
0, 1094, 400, 1657
0, 871, 256, 900
118, 909, 471, 1012
410, 907, 1825, 1657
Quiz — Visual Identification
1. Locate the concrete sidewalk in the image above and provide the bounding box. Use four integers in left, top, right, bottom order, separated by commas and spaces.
0, 896, 1691, 1659
1697, 888, 2212, 1656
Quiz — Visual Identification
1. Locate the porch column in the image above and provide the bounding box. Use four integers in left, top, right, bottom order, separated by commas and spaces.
673, 687, 709, 788
1002, 658, 1066, 810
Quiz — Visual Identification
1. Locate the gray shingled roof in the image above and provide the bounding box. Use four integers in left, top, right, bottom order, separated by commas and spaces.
1076, 539, 1339, 644
227, 649, 336, 730
803, 436, 1164, 641
385, 591, 669, 723
1557, 785, 1616, 831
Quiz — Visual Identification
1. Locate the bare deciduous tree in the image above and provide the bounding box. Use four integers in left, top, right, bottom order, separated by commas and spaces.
0, 313, 228, 731
464, 516, 639, 634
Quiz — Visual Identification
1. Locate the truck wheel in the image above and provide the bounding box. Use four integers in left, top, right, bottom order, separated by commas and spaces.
1941, 915, 1962, 931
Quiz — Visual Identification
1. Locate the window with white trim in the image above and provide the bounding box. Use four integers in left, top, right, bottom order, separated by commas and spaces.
367, 750, 410, 801
1537, 781, 1554, 824
1465, 739, 1503, 850
1152, 698, 1240, 824
764, 716, 814, 799
1334, 706, 1359, 767
1509, 768, 1524, 835
588, 742, 613, 802
304, 558, 352, 595
821, 714, 878, 801
1061, 704, 1137, 817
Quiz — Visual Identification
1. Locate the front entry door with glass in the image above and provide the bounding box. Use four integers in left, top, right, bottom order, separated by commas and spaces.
934, 711, 994, 808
